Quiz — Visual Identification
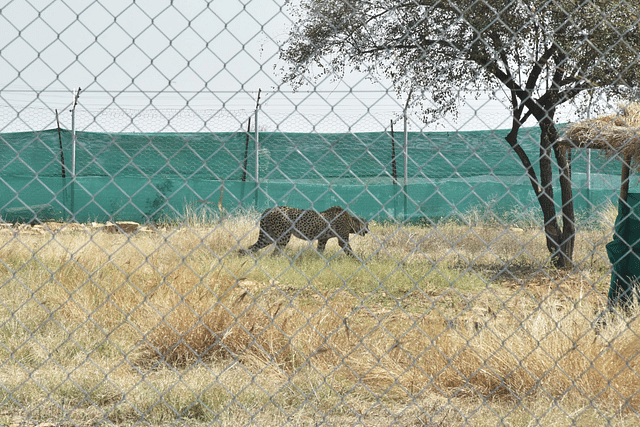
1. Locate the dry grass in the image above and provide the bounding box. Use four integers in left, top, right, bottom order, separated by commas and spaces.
0, 205, 638, 426
563, 102, 640, 168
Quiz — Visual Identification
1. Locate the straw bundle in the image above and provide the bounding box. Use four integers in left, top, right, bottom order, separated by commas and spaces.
562, 103, 640, 167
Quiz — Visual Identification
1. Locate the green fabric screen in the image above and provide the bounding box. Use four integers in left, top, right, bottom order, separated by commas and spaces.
0, 127, 634, 223
607, 193, 640, 306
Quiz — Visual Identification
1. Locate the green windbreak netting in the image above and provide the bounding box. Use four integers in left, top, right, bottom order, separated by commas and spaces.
0, 127, 634, 223
607, 193, 640, 306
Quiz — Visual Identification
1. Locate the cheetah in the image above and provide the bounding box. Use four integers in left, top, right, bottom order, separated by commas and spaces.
241, 206, 368, 257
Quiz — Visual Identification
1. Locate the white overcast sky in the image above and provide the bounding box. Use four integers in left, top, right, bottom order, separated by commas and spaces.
0, 0, 534, 133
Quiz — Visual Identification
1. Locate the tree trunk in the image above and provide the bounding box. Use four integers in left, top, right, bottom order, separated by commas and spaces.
505, 116, 575, 268
536, 125, 567, 267
545, 120, 575, 268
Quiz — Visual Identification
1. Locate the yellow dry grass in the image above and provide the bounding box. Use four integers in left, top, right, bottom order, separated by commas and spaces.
0, 206, 638, 426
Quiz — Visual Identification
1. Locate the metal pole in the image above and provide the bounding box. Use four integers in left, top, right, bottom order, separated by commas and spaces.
55, 109, 65, 178
403, 112, 408, 187
71, 88, 81, 178
71, 103, 76, 178
587, 150, 591, 191
254, 89, 261, 184
243, 117, 251, 182
403, 91, 412, 222
587, 95, 592, 192
255, 106, 259, 183
390, 120, 398, 185
70, 88, 81, 219
403, 89, 412, 188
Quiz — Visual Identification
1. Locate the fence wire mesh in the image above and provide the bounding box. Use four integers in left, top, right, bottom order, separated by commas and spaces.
2, 0, 640, 425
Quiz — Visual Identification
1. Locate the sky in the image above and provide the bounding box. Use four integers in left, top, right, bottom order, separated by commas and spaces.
0, 0, 529, 133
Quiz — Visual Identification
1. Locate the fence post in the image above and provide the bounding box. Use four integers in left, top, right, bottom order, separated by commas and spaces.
390, 120, 398, 186
255, 104, 259, 185
241, 117, 251, 206
55, 109, 69, 219
70, 88, 81, 220
403, 111, 408, 187
586, 97, 592, 200
587, 150, 591, 192
254, 89, 262, 209
391, 120, 399, 219
243, 117, 251, 184
403, 90, 412, 222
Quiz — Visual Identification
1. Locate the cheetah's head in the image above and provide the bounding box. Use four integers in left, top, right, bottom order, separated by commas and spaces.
350, 215, 369, 236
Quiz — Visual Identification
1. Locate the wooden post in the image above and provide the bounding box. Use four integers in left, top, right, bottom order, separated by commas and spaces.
218, 180, 225, 216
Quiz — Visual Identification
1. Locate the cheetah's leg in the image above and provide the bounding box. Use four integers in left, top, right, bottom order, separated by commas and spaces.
337, 234, 355, 257
240, 224, 277, 255
273, 232, 292, 256
317, 238, 329, 253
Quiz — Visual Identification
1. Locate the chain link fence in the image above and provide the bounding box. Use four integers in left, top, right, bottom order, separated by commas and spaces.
1, 0, 640, 425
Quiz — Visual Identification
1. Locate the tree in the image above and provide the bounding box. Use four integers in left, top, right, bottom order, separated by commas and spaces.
280, 0, 640, 267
